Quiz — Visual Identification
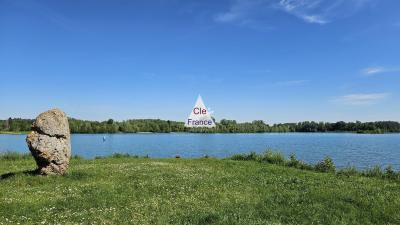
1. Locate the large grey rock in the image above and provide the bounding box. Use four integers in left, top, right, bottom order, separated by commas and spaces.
26, 109, 71, 175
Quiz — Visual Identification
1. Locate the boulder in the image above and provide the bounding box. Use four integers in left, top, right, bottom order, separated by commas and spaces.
26, 109, 71, 175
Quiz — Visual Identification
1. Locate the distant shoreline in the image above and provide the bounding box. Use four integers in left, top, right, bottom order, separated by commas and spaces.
1, 131, 399, 135
2, 118, 400, 134
0, 131, 29, 135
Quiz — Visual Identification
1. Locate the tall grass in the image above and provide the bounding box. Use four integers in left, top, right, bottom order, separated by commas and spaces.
260, 150, 285, 165
230, 150, 400, 181
0, 151, 31, 160
2, 150, 398, 181
315, 157, 336, 173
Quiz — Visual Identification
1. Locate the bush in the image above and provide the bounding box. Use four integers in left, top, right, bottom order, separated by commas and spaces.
384, 165, 398, 180
298, 162, 314, 171
286, 154, 314, 170
363, 166, 384, 178
111, 153, 139, 158
337, 166, 359, 177
231, 152, 259, 161
261, 150, 285, 165
315, 157, 336, 173
96, 154, 144, 159
286, 154, 300, 168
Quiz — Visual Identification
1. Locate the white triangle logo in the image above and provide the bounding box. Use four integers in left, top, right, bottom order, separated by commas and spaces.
185, 95, 216, 128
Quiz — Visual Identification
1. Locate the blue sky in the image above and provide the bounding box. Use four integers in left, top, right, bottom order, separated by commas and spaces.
0, 0, 399, 123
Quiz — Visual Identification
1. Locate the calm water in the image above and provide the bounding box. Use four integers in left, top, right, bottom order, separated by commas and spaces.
1, 133, 400, 170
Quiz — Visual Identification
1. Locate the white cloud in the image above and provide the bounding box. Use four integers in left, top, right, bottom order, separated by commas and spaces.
215, 0, 374, 26
362, 67, 386, 75
214, 0, 264, 24
335, 93, 389, 105
278, 0, 330, 24
301, 15, 328, 24
361, 66, 400, 76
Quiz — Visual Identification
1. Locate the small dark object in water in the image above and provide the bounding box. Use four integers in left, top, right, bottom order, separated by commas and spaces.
175, 155, 181, 159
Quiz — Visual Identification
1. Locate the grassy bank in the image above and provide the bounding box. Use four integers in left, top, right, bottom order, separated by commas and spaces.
1, 155, 399, 224
230, 151, 400, 181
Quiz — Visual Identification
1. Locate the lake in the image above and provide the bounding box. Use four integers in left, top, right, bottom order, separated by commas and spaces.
1, 133, 399, 170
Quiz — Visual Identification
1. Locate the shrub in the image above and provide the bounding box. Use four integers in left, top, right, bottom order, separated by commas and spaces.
286, 154, 300, 168
298, 162, 314, 171
261, 150, 285, 165
285, 154, 314, 170
231, 152, 259, 161
337, 166, 359, 177
112, 153, 130, 158
315, 157, 336, 173
363, 166, 384, 178
112, 153, 138, 158
384, 165, 398, 180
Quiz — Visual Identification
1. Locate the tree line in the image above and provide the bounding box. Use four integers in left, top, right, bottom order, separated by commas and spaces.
1, 118, 400, 134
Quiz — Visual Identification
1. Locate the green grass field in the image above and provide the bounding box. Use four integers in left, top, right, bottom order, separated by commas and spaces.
1, 156, 399, 225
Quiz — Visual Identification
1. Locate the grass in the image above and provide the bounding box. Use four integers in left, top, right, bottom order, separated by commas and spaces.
231, 150, 400, 180
0, 152, 32, 161
0, 154, 399, 224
